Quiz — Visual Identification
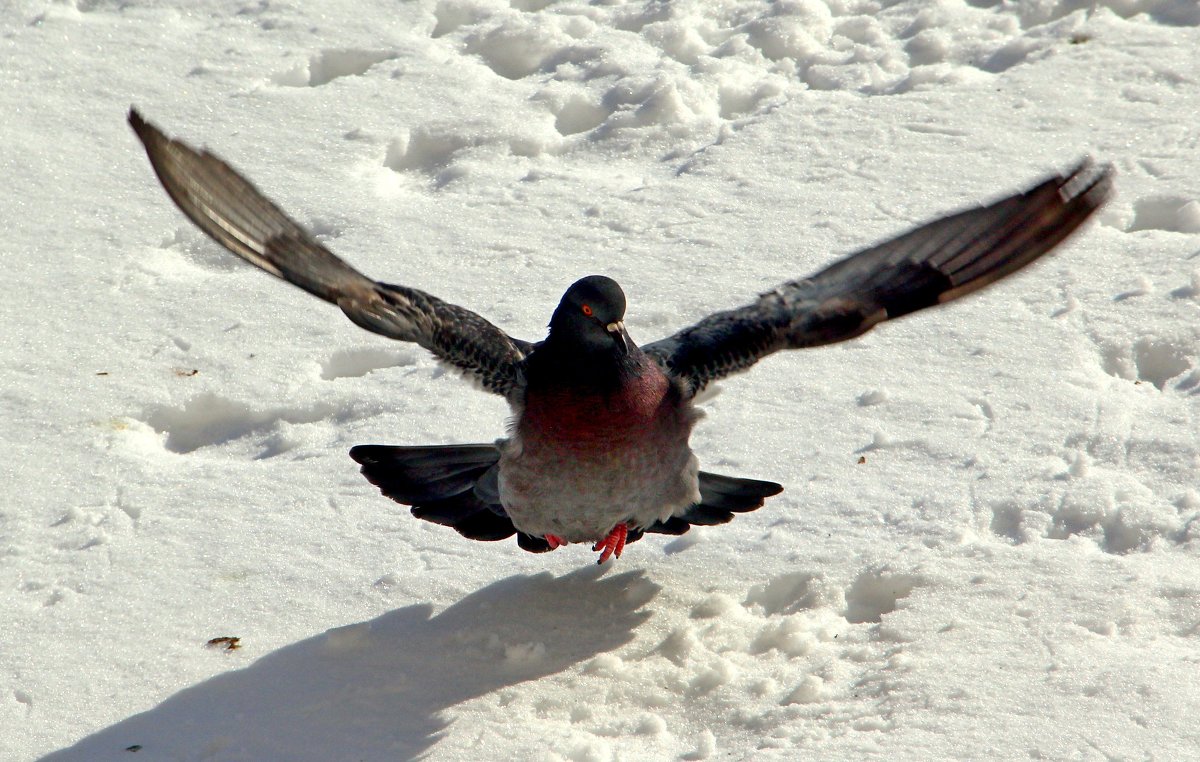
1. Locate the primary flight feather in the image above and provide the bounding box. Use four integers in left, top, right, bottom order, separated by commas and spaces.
129, 108, 1112, 563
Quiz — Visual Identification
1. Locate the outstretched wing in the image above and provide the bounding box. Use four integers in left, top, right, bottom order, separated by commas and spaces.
128, 109, 531, 400
643, 161, 1113, 397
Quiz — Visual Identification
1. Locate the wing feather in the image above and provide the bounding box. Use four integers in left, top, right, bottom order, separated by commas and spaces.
129, 109, 530, 399
643, 160, 1113, 397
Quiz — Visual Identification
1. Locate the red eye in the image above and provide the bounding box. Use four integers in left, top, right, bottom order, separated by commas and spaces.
581, 304, 593, 317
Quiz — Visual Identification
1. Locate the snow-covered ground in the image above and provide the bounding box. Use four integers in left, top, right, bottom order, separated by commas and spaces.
4, 0, 1199, 758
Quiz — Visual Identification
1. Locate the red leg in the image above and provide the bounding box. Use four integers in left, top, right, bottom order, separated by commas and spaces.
592, 523, 629, 564
545, 534, 567, 550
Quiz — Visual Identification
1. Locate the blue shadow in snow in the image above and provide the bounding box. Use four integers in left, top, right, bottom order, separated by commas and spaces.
43, 567, 658, 761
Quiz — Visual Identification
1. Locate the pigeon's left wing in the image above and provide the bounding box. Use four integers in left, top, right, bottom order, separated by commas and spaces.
643, 161, 1113, 398
129, 109, 531, 400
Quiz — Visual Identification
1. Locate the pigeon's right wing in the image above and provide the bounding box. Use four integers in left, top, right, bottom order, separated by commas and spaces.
643, 161, 1113, 398
129, 109, 531, 400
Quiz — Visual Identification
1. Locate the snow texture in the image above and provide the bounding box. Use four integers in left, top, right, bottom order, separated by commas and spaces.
3, 0, 1199, 759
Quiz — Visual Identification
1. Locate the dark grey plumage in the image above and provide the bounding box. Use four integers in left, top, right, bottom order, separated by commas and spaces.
128, 107, 1113, 560
641, 161, 1113, 398
349, 443, 781, 551
127, 110, 531, 401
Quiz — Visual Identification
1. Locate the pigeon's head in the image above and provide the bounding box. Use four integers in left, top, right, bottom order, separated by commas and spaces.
549, 275, 632, 355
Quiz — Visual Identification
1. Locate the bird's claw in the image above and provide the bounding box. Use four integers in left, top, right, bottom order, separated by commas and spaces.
545, 534, 568, 550
593, 523, 629, 564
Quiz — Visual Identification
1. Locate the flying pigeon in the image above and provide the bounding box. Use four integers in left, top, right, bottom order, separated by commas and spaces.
128, 108, 1112, 563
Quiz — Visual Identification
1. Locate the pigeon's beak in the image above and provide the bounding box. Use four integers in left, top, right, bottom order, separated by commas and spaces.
606, 321, 631, 355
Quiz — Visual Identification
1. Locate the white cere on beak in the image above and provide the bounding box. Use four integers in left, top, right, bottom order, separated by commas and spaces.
606, 321, 624, 333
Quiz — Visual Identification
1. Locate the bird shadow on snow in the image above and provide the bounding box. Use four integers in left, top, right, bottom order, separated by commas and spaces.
43, 567, 658, 762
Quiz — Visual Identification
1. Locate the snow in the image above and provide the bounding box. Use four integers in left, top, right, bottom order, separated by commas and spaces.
3, 0, 1199, 759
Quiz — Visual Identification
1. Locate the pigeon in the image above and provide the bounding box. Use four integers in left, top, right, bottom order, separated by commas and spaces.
128, 108, 1113, 563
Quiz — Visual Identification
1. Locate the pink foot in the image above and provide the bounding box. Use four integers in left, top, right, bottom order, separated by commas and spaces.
592, 523, 629, 564
545, 534, 568, 550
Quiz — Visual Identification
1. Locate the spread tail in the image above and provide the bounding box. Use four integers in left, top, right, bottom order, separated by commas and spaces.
350, 445, 783, 551
639, 471, 783, 537
349, 444, 522, 543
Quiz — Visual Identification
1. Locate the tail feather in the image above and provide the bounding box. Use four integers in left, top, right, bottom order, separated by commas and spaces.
441, 502, 516, 542
473, 464, 502, 504
351, 443, 516, 542
351, 446, 785, 551
687, 471, 782, 520
643, 471, 783, 535
408, 490, 493, 525
517, 532, 554, 553
699, 471, 783, 504
350, 444, 499, 503
674, 506, 735, 526
643, 516, 691, 535
355, 444, 500, 469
